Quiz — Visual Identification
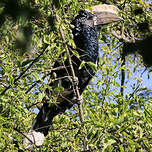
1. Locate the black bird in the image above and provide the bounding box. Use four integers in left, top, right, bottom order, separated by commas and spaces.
24, 9, 121, 148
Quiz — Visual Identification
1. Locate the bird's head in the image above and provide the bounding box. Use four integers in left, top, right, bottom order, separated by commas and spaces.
72, 5, 122, 28
72, 10, 96, 28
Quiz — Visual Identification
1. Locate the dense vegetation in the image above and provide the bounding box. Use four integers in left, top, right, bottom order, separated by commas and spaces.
0, 0, 152, 151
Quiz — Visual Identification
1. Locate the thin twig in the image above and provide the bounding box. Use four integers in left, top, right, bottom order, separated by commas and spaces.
0, 44, 48, 96
25, 66, 66, 94
53, 6, 88, 150
14, 127, 39, 148
129, 84, 140, 100
122, 0, 127, 10
54, 7, 83, 120
120, 55, 125, 96
110, 28, 134, 43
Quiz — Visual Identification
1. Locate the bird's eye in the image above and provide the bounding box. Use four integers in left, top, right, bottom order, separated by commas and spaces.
87, 16, 93, 20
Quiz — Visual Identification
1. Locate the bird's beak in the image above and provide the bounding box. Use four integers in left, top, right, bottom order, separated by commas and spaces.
90, 4, 122, 26
94, 12, 122, 25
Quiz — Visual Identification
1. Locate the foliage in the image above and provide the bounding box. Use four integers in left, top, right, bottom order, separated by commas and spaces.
0, 0, 152, 151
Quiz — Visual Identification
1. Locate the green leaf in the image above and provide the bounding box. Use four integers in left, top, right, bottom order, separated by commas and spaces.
79, 60, 86, 70
119, 145, 125, 152
87, 61, 97, 72
102, 139, 116, 151
21, 59, 32, 67
43, 35, 50, 44
0, 66, 5, 75
54, 86, 64, 92
71, 49, 80, 58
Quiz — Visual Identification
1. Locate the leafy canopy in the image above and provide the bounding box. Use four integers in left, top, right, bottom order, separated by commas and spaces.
0, 0, 152, 151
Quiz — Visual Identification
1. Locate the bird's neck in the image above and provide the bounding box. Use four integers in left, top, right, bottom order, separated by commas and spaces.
73, 25, 99, 63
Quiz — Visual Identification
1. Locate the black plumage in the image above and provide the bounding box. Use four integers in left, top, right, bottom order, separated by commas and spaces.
24, 9, 121, 148
31, 10, 99, 136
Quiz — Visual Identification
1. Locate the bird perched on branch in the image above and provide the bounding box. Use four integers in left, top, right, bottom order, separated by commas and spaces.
24, 8, 121, 149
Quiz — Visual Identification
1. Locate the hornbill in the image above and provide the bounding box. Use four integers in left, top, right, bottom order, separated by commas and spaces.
24, 8, 121, 149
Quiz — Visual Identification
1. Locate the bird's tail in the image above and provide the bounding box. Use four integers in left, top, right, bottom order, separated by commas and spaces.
23, 97, 74, 149
23, 100, 53, 149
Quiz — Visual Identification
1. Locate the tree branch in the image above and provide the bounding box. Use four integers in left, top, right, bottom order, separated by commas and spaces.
53, 6, 88, 150
120, 57, 125, 96
24, 7, 89, 150
110, 28, 135, 43
54, 6, 84, 122
0, 44, 48, 96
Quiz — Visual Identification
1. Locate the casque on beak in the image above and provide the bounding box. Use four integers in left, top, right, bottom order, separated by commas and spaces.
90, 4, 122, 26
